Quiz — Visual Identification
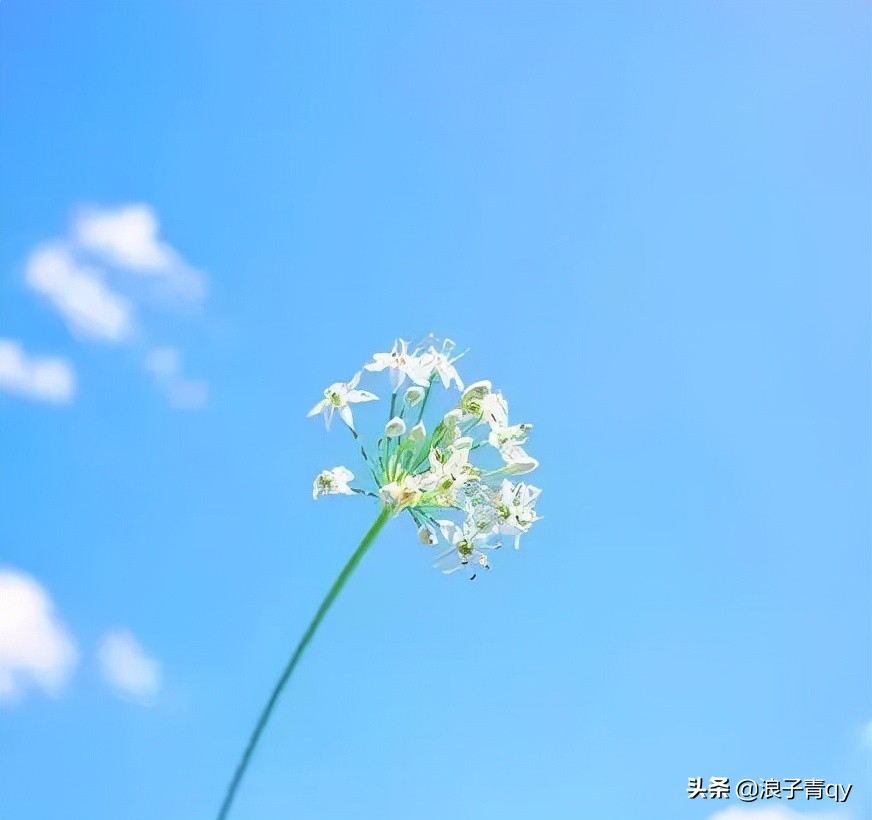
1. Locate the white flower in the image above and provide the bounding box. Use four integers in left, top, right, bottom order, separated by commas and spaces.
488, 423, 537, 473
479, 390, 508, 429
385, 416, 406, 437
432, 519, 502, 574
422, 346, 464, 390
459, 382, 508, 429
456, 480, 500, 531
312, 467, 355, 499
308, 337, 541, 576
499, 446, 539, 475
307, 371, 378, 431
488, 423, 532, 453
492, 480, 542, 547
364, 338, 432, 391
418, 444, 477, 496
379, 476, 423, 510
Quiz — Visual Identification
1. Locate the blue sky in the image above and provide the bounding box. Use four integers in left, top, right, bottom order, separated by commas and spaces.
1, 2, 869, 819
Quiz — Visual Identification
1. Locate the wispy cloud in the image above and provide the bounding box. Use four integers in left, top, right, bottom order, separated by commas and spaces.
0, 569, 78, 703
25, 244, 134, 342
145, 346, 208, 409
0, 338, 76, 404
97, 628, 161, 704
74, 204, 207, 300
14, 203, 209, 407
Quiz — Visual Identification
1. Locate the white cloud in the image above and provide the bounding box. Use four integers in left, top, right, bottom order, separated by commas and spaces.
0, 569, 78, 702
862, 719, 872, 748
0, 338, 76, 404
144, 345, 181, 378
15, 204, 208, 405
97, 628, 161, 704
710, 807, 848, 820
74, 204, 206, 300
145, 346, 208, 410
25, 243, 134, 342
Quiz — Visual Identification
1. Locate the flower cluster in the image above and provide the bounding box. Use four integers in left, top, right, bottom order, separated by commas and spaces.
308, 337, 541, 577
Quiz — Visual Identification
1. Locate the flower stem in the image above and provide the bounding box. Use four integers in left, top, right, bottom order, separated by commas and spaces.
415, 376, 436, 425
383, 392, 398, 467
216, 505, 393, 820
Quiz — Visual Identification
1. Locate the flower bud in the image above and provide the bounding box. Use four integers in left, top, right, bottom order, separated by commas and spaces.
408, 421, 426, 442
443, 408, 463, 427
384, 417, 406, 437
404, 385, 425, 406
461, 380, 491, 403
418, 525, 437, 545
460, 380, 492, 415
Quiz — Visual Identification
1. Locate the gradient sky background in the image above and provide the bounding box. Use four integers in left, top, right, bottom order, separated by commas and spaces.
1, 3, 870, 819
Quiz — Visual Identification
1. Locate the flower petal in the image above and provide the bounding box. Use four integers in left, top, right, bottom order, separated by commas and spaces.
346, 389, 379, 403
338, 404, 354, 429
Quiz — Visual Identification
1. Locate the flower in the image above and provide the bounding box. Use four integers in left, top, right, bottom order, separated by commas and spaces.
479, 390, 508, 429
422, 342, 465, 390
378, 475, 423, 511
312, 467, 355, 499
491, 480, 542, 548
488, 422, 533, 453
307, 372, 378, 431
364, 338, 432, 391
222, 337, 543, 820
308, 337, 541, 577
487, 422, 537, 474
432, 519, 502, 574
498, 446, 539, 475
417, 443, 478, 499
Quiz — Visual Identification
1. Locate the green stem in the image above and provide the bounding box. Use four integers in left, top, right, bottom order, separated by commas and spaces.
383, 392, 398, 468
415, 376, 436, 425
216, 506, 392, 820
347, 426, 380, 484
